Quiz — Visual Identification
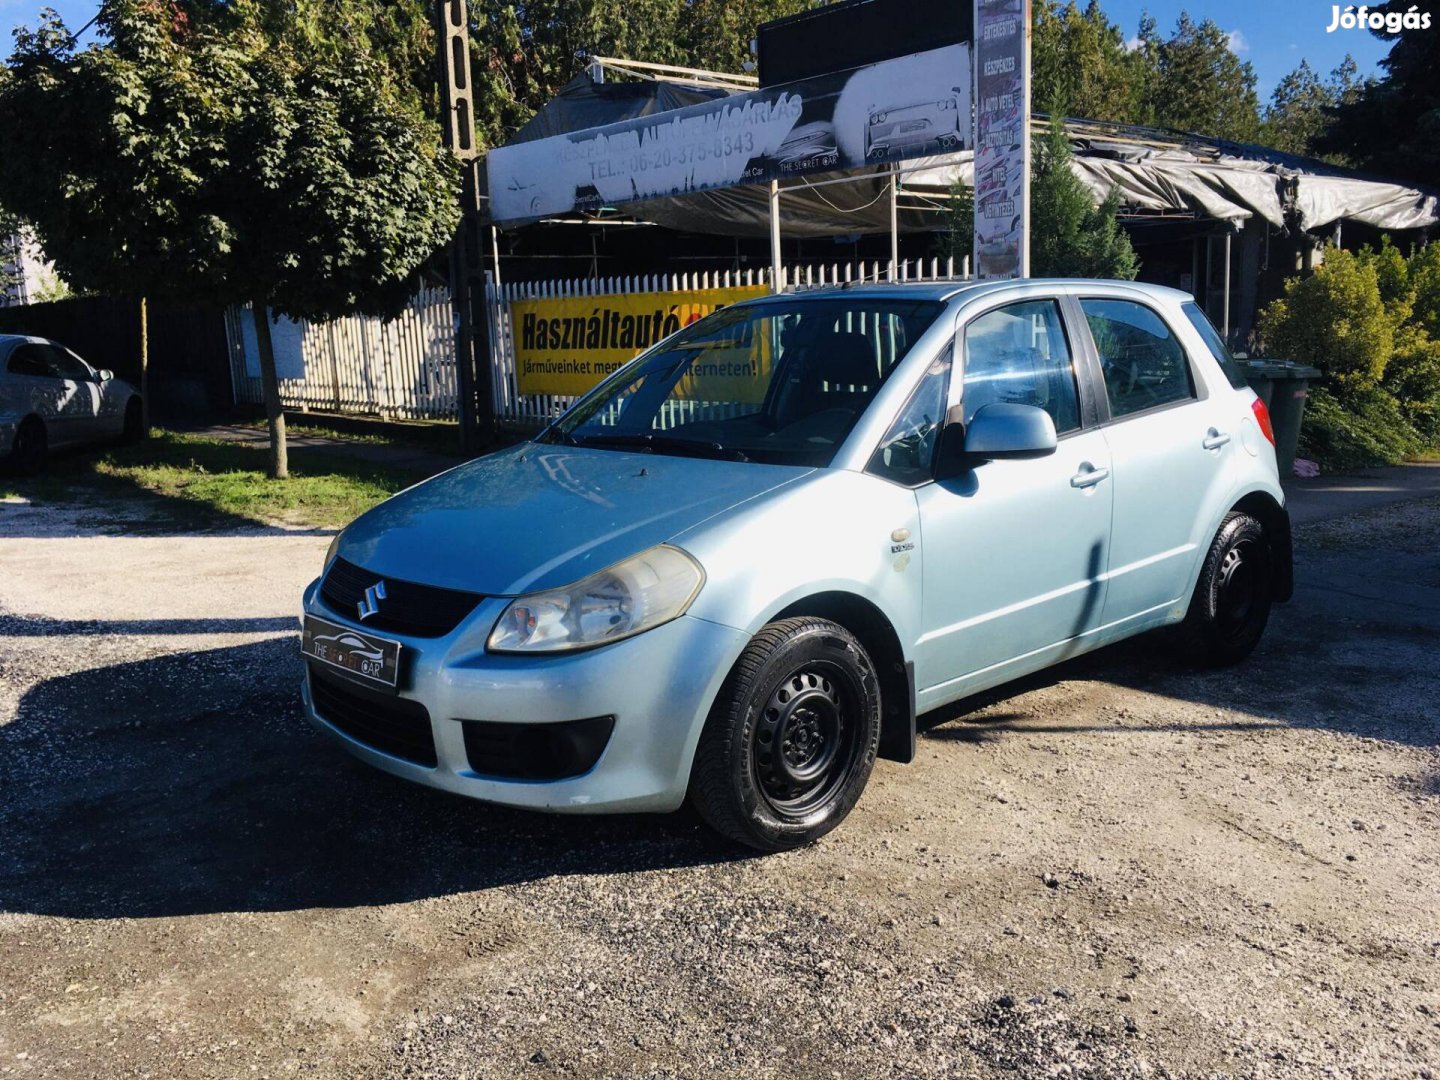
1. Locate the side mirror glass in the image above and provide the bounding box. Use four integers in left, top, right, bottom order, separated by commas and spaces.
97, 369, 114, 382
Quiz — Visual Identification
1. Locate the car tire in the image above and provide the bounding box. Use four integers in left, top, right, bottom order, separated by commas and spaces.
122, 398, 145, 443
1179, 511, 1274, 667
689, 617, 881, 852
10, 416, 48, 476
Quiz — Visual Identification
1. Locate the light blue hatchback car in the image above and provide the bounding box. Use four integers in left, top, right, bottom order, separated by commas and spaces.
301, 280, 1293, 850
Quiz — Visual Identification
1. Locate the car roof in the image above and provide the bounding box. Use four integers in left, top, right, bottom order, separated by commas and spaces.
734, 278, 1194, 308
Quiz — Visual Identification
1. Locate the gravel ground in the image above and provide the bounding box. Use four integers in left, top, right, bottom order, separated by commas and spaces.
0, 494, 1437, 1080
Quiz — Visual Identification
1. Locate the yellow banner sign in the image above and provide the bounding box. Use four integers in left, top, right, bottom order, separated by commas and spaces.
510, 285, 767, 397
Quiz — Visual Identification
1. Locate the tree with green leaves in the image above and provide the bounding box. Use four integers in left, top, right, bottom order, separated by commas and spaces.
1147, 12, 1261, 142
0, 207, 22, 302
943, 111, 1138, 280
1261, 56, 1364, 160
0, 1, 459, 478
1315, 0, 1440, 187
468, 0, 809, 150
1031, 0, 1147, 124
1029, 111, 1139, 280
933, 181, 973, 269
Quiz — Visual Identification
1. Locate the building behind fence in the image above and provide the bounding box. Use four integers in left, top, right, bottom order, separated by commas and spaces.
228, 257, 969, 427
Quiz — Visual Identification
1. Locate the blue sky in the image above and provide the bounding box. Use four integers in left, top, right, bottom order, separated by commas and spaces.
2, 0, 1393, 103
1099, 0, 1390, 99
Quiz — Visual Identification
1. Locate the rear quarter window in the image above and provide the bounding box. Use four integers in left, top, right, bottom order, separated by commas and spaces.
1181, 303, 1249, 391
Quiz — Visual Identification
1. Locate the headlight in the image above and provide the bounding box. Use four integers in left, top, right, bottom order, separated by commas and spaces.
487, 545, 705, 654
323, 532, 342, 571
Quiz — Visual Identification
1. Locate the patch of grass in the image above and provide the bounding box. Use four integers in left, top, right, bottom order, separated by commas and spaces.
1, 430, 432, 530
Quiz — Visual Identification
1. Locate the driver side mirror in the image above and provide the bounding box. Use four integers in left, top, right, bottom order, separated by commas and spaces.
96, 369, 114, 383
934, 403, 1059, 480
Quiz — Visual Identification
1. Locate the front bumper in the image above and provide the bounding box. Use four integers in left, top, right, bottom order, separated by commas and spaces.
299, 578, 750, 813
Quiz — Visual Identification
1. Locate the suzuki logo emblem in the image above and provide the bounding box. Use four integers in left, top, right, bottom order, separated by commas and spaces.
357, 581, 387, 622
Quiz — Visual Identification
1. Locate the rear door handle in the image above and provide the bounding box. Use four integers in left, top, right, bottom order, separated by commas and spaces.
1070, 464, 1110, 488
1203, 429, 1231, 450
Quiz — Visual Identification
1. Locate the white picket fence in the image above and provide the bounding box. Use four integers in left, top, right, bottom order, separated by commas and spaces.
227, 286, 457, 420
229, 257, 970, 426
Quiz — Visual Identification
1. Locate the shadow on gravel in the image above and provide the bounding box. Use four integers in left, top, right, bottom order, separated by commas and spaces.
0, 615, 300, 636
920, 578, 1440, 754
0, 638, 746, 921
4, 551, 1436, 922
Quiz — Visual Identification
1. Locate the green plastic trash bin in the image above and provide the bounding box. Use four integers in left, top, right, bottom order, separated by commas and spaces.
1243, 360, 1321, 478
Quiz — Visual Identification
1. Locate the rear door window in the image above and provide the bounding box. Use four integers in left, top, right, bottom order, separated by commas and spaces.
1081, 298, 1195, 419
1181, 302, 1249, 390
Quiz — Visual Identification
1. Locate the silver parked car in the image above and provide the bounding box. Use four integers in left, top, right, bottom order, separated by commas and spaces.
0, 334, 144, 473
301, 280, 1292, 851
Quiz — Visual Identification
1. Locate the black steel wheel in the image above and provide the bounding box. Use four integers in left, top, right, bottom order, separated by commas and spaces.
10, 417, 47, 476
1179, 511, 1274, 667
690, 617, 880, 851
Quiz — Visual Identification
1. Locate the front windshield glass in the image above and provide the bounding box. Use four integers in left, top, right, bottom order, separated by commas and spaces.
543, 297, 945, 467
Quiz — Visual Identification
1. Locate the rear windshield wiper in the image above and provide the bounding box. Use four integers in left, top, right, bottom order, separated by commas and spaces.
572, 432, 750, 462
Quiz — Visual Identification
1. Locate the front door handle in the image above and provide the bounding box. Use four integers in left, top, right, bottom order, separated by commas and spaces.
1070, 464, 1110, 488
1203, 429, 1232, 450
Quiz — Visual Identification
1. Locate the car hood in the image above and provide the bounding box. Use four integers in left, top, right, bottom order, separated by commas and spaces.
337, 444, 813, 596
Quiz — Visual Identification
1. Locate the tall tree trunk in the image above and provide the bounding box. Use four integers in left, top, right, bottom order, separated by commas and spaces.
138, 296, 150, 434
251, 300, 288, 480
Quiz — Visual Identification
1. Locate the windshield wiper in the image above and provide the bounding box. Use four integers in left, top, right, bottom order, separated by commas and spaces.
573, 432, 750, 462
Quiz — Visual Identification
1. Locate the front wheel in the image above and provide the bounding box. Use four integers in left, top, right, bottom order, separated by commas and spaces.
1178, 511, 1274, 667
689, 617, 881, 851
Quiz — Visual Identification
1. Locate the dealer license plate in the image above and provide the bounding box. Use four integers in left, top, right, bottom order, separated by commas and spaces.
302, 615, 401, 690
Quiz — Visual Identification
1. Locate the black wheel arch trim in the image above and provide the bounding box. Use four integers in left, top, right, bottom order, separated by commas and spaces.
771, 591, 915, 765
1231, 491, 1293, 604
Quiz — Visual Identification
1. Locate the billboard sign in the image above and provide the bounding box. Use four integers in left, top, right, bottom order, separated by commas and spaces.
973, 0, 1031, 279
509, 285, 767, 396
488, 44, 972, 225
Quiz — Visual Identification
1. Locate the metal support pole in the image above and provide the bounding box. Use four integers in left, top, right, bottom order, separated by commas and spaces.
1222, 228, 1232, 341
1205, 234, 1214, 319
889, 170, 899, 281
435, 0, 490, 454
769, 180, 783, 293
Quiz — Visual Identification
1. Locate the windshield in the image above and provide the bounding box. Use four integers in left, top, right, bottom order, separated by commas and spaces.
542, 297, 945, 467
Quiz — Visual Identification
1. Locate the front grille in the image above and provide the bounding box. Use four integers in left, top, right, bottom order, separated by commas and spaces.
308, 663, 437, 767
320, 557, 483, 638
462, 716, 615, 781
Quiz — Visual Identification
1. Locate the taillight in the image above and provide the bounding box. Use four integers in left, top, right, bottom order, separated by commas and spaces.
1251, 397, 1276, 447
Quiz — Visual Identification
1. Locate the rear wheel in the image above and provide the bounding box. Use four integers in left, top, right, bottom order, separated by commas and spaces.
1179, 511, 1274, 667
690, 617, 880, 851
10, 417, 47, 476
122, 398, 145, 443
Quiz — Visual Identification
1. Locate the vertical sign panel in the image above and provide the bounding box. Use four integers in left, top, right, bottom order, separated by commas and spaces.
973, 0, 1031, 279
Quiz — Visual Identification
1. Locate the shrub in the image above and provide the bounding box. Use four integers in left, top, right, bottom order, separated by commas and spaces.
1384, 324, 1440, 446
1407, 242, 1440, 340
1257, 246, 1392, 390
1356, 236, 1414, 324
1297, 384, 1422, 471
